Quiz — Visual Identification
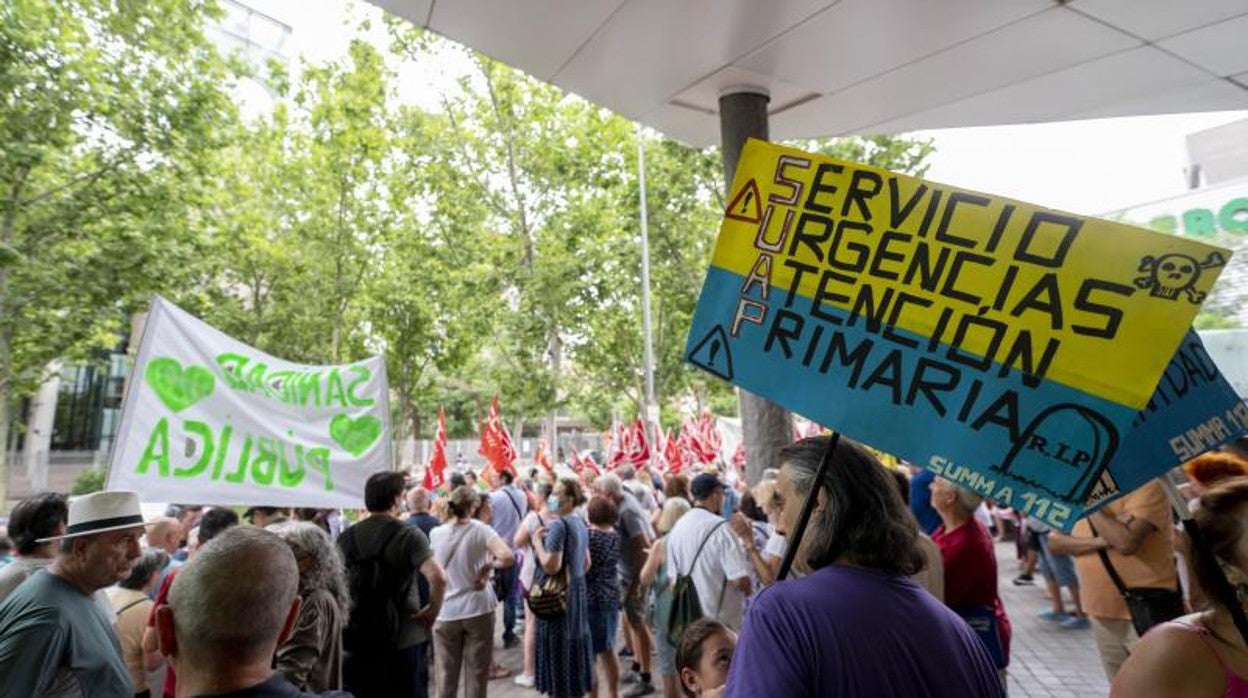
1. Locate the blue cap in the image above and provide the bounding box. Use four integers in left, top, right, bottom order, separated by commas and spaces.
690, 473, 726, 500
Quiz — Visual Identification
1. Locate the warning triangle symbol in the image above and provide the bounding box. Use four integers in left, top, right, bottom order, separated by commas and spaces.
688, 324, 734, 381
725, 179, 762, 224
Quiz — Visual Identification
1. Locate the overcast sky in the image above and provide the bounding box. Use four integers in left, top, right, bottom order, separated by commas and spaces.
918, 111, 1247, 217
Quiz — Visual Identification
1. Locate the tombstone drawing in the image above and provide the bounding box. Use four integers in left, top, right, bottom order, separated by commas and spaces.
996, 404, 1119, 501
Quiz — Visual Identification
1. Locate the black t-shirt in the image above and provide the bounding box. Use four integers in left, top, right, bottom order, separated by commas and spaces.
190, 673, 351, 697
338, 516, 433, 647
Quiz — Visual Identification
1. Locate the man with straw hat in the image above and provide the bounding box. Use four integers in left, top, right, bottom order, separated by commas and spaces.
0, 490, 151, 697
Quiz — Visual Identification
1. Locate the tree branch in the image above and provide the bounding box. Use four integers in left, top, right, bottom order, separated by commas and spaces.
19, 155, 128, 207
480, 61, 533, 267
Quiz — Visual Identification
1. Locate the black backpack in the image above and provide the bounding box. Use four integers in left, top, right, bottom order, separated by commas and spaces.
667, 520, 727, 646
341, 520, 406, 652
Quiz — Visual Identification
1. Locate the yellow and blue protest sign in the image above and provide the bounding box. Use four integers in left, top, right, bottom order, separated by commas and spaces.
687, 139, 1241, 530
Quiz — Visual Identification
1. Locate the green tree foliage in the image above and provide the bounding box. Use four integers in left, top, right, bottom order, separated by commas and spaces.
1194, 311, 1239, 330
368, 103, 496, 449
565, 138, 728, 424
1, 4, 939, 484
382, 29, 938, 435
0, 0, 239, 499
195, 22, 939, 443
389, 29, 636, 426
70, 467, 106, 496
792, 134, 936, 178
1140, 217, 1244, 328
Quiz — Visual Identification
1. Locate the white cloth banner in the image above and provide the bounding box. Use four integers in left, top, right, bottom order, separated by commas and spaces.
106, 296, 392, 508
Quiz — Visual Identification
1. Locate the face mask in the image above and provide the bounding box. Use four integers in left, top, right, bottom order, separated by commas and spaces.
547, 497, 561, 514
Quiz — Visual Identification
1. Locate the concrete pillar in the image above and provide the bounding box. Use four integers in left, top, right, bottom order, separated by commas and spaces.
718, 88, 792, 485
23, 361, 61, 491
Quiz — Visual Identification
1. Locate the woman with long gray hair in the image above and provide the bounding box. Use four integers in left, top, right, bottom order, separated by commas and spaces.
269, 521, 351, 692
724, 435, 1003, 697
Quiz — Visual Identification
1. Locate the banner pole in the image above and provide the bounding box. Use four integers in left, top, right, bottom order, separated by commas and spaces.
777, 431, 840, 582
1161, 478, 1248, 646
102, 296, 162, 492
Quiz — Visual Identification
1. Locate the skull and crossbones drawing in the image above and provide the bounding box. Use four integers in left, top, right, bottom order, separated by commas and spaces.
1134, 251, 1226, 303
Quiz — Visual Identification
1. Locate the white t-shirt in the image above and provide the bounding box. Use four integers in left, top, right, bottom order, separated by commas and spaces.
429, 519, 502, 622
762, 531, 787, 562
665, 507, 752, 630
518, 511, 555, 590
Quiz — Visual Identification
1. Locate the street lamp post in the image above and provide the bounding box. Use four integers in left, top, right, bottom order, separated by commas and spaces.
637, 124, 659, 456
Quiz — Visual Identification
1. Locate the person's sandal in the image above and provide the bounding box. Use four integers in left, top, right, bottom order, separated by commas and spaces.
489, 663, 513, 680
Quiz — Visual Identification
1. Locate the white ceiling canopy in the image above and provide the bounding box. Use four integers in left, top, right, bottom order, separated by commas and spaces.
372, 0, 1248, 147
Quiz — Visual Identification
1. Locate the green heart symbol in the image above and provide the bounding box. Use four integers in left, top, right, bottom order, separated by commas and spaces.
145, 357, 215, 413
330, 414, 381, 457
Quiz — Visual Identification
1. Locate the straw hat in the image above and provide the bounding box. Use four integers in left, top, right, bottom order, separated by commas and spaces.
37, 490, 152, 542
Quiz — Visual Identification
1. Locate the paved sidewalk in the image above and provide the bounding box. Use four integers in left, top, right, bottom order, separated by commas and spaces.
996, 540, 1110, 697
465, 539, 1111, 697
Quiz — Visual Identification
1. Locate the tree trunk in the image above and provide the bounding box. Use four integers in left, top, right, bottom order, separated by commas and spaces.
548, 331, 562, 464
0, 392, 10, 512
330, 318, 341, 365
0, 166, 29, 510
409, 406, 421, 469
0, 275, 11, 509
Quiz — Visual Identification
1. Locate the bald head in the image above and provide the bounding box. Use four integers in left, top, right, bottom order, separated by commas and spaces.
166, 526, 299, 666
406, 487, 430, 513
148, 517, 181, 554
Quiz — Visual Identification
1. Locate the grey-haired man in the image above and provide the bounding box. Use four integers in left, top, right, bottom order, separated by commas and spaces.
0, 490, 149, 697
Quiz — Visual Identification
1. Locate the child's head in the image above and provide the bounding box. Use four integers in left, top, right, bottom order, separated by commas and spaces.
676, 618, 737, 697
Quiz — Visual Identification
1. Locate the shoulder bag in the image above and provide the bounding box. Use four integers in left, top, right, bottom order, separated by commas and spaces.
527, 518, 573, 620
1089, 521, 1185, 636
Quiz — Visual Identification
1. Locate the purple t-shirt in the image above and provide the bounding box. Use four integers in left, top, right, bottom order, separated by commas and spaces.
725, 564, 1003, 698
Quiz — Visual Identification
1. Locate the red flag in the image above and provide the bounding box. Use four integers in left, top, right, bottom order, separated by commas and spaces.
699, 413, 722, 457
682, 413, 720, 466
478, 396, 517, 477
572, 448, 600, 476
626, 419, 651, 468
535, 439, 555, 479
662, 428, 686, 475
423, 407, 448, 491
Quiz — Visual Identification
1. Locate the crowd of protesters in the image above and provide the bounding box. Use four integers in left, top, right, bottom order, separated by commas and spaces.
2, 436, 1248, 697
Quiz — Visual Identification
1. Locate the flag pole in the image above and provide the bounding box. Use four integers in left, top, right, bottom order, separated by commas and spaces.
777, 432, 841, 582
636, 123, 658, 464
